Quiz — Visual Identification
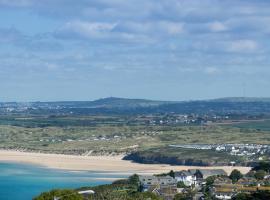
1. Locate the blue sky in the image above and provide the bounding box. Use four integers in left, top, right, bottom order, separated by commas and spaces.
0, 0, 270, 101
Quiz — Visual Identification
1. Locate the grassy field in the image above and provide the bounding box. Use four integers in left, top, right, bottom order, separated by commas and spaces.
123, 146, 244, 166
1, 115, 270, 157
0, 115, 270, 166
230, 120, 270, 131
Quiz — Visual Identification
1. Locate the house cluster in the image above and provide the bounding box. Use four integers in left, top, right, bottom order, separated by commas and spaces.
214, 144, 270, 161
170, 143, 270, 160
139, 169, 227, 200
210, 175, 270, 199
139, 168, 270, 200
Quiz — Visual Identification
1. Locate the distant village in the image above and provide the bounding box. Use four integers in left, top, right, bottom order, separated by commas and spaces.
170, 144, 270, 161
138, 163, 270, 200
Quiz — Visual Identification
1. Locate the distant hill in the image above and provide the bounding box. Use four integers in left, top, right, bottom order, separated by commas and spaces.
1, 97, 270, 115
88, 97, 172, 108
210, 97, 270, 103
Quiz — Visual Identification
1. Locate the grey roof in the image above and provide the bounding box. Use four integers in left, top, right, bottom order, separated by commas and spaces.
189, 169, 227, 177
200, 169, 227, 176
175, 170, 193, 177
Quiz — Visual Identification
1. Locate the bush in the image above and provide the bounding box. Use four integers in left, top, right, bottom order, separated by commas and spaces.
254, 170, 266, 180
177, 181, 187, 188
252, 162, 270, 173
174, 193, 189, 200
229, 169, 243, 183
33, 189, 83, 200
232, 193, 251, 200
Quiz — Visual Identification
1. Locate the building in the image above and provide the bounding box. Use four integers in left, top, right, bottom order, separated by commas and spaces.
139, 175, 178, 200
174, 170, 197, 186
190, 169, 227, 179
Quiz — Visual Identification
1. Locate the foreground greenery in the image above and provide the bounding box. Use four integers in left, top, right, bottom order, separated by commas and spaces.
34, 163, 270, 200
33, 175, 162, 200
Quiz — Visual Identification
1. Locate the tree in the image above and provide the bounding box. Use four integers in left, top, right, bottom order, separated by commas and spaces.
254, 170, 266, 180
169, 170, 175, 178
128, 174, 140, 185
174, 193, 189, 200
232, 193, 251, 200
252, 162, 270, 173
33, 189, 83, 200
177, 181, 187, 188
205, 176, 216, 187
252, 191, 270, 200
229, 169, 243, 183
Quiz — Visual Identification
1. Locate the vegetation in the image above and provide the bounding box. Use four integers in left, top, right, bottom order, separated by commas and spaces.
232, 191, 270, 200
173, 188, 195, 200
252, 162, 270, 173
232, 120, 270, 131
33, 175, 162, 200
254, 170, 267, 180
177, 181, 187, 188
173, 193, 191, 200
0, 114, 270, 165
33, 189, 83, 200
124, 146, 243, 166
230, 169, 243, 183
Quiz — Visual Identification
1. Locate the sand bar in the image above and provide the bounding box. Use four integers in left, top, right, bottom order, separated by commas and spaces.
0, 150, 251, 175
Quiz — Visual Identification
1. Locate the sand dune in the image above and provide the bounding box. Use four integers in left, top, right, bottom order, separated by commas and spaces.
0, 150, 251, 175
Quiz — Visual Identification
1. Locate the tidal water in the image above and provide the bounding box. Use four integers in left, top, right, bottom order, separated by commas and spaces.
0, 162, 126, 200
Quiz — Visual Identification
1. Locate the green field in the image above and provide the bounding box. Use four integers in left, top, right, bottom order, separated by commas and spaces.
0, 116, 270, 163
231, 120, 270, 131
1, 116, 270, 157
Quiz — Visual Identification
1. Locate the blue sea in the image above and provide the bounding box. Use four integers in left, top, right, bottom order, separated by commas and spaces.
0, 162, 126, 200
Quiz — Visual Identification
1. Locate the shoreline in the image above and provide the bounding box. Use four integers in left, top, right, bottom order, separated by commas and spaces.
0, 150, 251, 175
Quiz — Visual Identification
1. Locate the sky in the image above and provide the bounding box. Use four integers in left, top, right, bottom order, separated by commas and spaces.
0, 0, 270, 101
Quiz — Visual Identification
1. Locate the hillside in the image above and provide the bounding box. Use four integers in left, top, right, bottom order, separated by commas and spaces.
1, 97, 270, 115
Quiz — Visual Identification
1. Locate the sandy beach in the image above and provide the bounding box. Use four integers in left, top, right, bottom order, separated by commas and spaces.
0, 150, 251, 175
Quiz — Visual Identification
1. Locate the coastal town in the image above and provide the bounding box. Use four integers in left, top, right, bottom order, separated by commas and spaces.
33, 162, 270, 200
135, 162, 270, 200
170, 144, 270, 161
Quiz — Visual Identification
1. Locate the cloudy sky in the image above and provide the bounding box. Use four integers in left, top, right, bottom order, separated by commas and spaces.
1, 0, 270, 101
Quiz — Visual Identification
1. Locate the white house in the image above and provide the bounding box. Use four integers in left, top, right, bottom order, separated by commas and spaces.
174, 171, 196, 186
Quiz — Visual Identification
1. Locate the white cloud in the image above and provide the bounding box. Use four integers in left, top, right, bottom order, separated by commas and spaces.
58, 21, 117, 39
54, 20, 184, 43
208, 21, 228, 32
204, 67, 219, 75
227, 40, 258, 53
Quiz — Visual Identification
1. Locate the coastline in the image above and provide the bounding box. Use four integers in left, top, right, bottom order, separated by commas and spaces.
0, 150, 251, 175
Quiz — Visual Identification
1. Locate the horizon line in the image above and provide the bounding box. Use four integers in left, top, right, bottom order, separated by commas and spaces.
1, 96, 270, 103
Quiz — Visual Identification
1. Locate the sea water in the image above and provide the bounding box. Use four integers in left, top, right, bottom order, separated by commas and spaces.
0, 162, 126, 200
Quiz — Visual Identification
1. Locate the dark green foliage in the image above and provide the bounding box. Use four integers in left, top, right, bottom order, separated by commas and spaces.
232, 193, 251, 200
173, 189, 194, 200
205, 176, 216, 187
77, 175, 162, 200
233, 191, 270, 200
254, 170, 266, 180
252, 190, 270, 199
169, 170, 175, 178
174, 193, 190, 200
128, 174, 140, 186
230, 169, 243, 183
177, 181, 187, 188
124, 146, 242, 166
129, 191, 163, 200
112, 179, 130, 185
155, 170, 175, 178
253, 162, 270, 173
33, 189, 83, 200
